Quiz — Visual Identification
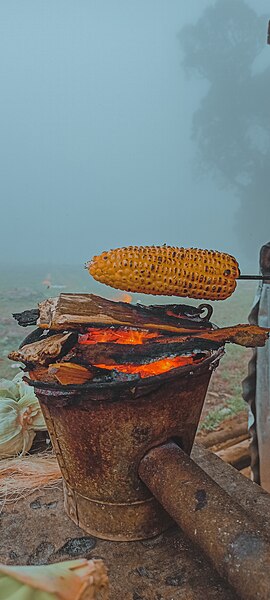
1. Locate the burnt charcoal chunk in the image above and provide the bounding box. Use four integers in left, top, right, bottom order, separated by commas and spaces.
13, 309, 39, 327
165, 569, 188, 587
27, 542, 55, 565
55, 536, 96, 557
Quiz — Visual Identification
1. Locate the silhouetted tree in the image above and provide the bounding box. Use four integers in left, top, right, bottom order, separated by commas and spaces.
180, 0, 270, 262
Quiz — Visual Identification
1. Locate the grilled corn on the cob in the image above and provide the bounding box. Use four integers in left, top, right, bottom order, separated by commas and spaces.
88, 245, 240, 300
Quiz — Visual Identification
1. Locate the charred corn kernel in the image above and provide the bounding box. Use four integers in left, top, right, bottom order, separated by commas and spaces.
88, 246, 240, 300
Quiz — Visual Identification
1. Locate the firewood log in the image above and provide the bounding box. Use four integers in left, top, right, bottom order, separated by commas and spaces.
47, 363, 94, 385
215, 439, 250, 470
9, 332, 77, 366
36, 294, 213, 333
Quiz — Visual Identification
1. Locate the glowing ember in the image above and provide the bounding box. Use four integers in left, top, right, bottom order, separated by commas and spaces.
78, 326, 207, 380
79, 327, 159, 345
94, 354, 204, 378
113, 292, 133, 303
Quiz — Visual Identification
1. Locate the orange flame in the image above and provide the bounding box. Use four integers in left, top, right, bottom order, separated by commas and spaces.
113, 292, 133, 303
95, 354, 203, 378
79, 326, 206, 379
79, 327, 159, 345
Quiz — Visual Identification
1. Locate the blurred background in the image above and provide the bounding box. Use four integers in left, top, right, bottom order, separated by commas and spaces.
0, 0, 269, 380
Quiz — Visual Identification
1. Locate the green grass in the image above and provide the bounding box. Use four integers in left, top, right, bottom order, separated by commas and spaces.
199, 392, 248, 432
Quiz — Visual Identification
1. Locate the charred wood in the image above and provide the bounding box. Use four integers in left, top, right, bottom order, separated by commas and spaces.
36, 294, 214, 332
19, 328, 59, 349
74, 339, 217, 367
195, 324, 269, 347
13, 309, 39, 327
153, 325, 269, 348
139, 301, 213, 323
28, 366, 58, 383
12, 295, 269, 348
9, 332, 78, 366
48, 362, 94, 385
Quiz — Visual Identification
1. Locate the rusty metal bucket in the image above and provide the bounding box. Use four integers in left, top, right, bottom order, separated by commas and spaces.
32, 349, 222, 541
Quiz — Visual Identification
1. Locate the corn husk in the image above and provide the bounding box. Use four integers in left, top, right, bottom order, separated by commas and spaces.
0, 373, 46, 459
0, 451, 61, 503
0, 559, 109, 599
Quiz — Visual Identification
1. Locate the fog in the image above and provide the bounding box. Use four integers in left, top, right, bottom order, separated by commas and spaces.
0, 0, 269, 271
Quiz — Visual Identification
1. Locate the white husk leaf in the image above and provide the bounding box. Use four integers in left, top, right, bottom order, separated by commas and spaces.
0, 373, 46, 459
0, 559, 109, 599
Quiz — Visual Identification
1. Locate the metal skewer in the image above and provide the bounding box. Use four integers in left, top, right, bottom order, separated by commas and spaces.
238, 275, 269, 281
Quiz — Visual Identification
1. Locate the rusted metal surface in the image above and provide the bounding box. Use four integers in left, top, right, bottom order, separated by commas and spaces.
191, 443, 270, 541
35, 365, 214, 541
34, 351, 221, 541
139, 441, 270, 600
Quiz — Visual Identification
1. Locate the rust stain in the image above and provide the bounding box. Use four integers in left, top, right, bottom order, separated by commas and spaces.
34, 350, 218, 541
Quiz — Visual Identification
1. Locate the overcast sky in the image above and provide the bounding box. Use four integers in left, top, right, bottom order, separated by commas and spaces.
0, 0, 269, 269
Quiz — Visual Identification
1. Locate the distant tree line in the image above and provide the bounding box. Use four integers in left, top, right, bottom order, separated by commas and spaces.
179, 0, 270, 263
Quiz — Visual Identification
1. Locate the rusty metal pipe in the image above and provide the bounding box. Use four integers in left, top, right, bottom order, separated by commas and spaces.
139, 442, 270, 600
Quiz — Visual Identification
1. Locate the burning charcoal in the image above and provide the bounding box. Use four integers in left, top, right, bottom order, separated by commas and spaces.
109, 370, 140, 383
93, 353, 206, 379
73, 333, 217, 368
9, 293, 269, 393
79, 327, 159, 345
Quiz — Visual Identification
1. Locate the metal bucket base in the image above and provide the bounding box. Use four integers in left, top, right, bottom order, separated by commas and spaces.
63, 480, 173, 541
